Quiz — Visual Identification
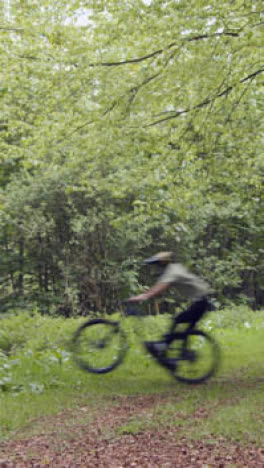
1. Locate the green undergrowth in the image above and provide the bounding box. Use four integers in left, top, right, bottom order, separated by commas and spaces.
0, 306, 264, 443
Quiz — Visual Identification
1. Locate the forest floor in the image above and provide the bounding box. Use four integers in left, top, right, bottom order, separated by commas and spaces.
1, 390, 264, 467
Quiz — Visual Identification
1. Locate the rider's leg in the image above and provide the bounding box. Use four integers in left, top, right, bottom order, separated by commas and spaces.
161, 299, 209, 365
145, 297, 209, 361
167, 296, 209, 338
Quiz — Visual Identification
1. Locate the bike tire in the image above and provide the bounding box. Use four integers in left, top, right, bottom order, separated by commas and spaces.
72, 319, 127, 374
166, 330, 220, 384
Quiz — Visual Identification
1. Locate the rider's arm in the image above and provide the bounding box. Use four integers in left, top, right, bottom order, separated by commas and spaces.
128, 281, 170, 302
128, 264, 179, 302
144, 281, 170, 299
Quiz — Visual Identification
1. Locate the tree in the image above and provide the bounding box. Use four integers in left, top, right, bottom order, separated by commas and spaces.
1, 0, 263, 313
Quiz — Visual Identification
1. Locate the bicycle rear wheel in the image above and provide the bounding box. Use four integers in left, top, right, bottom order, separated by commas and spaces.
72, 319, 127, 374
166, 330, 220, 384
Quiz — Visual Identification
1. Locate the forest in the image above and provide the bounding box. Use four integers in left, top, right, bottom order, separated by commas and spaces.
1, 3, 264, 463
1, 0, 263, 315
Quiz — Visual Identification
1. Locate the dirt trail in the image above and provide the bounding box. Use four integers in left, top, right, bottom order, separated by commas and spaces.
1, 395, 263, 467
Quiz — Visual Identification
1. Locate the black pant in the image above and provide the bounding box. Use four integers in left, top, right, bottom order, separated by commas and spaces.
170, 297, 210, 333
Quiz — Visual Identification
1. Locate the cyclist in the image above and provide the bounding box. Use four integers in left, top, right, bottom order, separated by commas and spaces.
128, 251, 213, 359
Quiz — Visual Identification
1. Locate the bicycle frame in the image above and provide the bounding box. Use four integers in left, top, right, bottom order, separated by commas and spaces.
123, 304, 192, 345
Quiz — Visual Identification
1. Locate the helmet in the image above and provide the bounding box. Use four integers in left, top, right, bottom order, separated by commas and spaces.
143, 251, 174, 265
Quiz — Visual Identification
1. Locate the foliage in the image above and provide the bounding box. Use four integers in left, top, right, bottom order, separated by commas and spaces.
1, 0, 264, 313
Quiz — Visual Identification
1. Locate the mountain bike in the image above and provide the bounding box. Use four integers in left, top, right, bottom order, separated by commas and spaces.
71, 305, 220, 384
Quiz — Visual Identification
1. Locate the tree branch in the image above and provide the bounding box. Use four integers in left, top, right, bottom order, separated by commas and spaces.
126, 49, 181, 111
7, 30, 239, 66
145, 67, 264, 127
97, 32, 239, 67
15, 54, 40, 61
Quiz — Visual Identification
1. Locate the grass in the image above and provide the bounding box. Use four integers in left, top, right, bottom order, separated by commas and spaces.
0, 306, 264, 445
114, 378, 264, 444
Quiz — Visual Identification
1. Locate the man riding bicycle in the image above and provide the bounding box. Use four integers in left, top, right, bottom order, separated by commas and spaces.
128, 251, 212, 359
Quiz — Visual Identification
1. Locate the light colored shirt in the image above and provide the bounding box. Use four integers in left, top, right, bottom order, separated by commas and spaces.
157, 263, 211, 300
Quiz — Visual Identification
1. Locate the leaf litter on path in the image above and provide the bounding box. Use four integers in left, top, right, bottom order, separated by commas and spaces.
0, 394, 263, 467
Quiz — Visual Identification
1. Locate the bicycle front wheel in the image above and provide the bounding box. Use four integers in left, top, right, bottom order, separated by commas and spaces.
167, 330, 220, 384
72, 319, 127, 374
